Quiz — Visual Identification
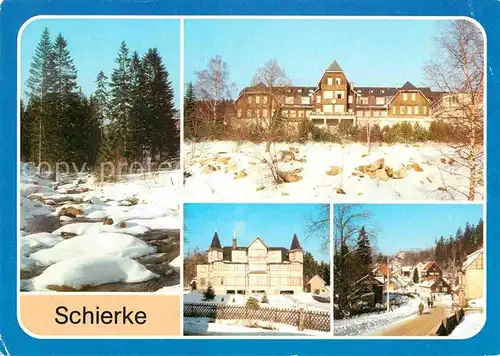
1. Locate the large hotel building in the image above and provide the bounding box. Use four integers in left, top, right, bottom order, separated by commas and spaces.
233, 60, 446, 130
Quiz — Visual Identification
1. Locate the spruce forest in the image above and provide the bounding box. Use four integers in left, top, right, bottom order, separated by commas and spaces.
21, 27, 179, 174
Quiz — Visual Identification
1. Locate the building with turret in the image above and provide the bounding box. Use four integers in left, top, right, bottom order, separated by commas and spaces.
195, 232, 304, 295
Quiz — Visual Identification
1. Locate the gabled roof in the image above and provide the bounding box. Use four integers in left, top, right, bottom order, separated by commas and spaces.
249, 236, 268, 249
462, 248, 483, 271
373, 263, 391, 276
290, 233, 302, 250
423, 261, 440, 271
307, 275, 326, 285
401, 81, 417, 90
325, 60, 343, 72
210, 232, 222, 249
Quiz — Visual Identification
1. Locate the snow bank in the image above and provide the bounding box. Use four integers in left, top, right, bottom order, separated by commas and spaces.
183, 292, 329, 311
468, 298, 484, 308
450, 312, 485, 338
20, 232, 63, 256
29, 256, 158, 291
156, 285, 182, 294
30, 232, 156, 266
184, 317, 329, 336
169, 255, 181, 268
184, 141, 483, 201
334, 297, 421, 336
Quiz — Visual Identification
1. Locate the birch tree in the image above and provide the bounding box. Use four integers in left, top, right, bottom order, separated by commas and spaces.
425, 20, 484, 200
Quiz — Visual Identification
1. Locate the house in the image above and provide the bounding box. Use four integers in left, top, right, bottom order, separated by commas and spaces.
459, 248, 484, 301
421, 261, 443, 278
401, 266, 412, 278
306, 275, 326, 293
195, 232, 304, 295
420, 276, 450, 294
232, 60, 444, 131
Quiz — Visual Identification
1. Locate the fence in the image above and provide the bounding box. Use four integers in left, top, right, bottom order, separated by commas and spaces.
435, 308, 466, 336
184, 302, 330, 332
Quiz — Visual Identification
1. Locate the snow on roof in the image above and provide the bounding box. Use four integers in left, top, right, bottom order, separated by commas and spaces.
423, 261, 438, 271
462, 248, 484, 271
307, 275, 326, 285
402, 266, 412, 272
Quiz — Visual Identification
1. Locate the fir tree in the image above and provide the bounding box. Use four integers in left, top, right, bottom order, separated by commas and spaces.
261, 294, 269, 304
412, 267, 419, 284
203, 284, 216, 301
109, 41, 133, 156
354, 226, 373, 304
20, 100, 30, 161
142, 48, 178, 160
184, 82, 197, 139
94, 70, 109, 126
25, 27, 56, 168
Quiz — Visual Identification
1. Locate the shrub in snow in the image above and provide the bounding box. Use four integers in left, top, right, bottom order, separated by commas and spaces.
246, 297, 260, 310
261, 294, 269, 304
203, 284, 215, 301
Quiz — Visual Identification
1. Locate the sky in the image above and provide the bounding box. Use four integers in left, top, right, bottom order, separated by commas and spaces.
20, 18, 181, 108
184, 203, 330, 262
335, 204, 484, 255
184, 19, 449, 94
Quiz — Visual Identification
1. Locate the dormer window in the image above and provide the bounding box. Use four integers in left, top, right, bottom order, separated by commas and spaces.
381, 90, 385, 94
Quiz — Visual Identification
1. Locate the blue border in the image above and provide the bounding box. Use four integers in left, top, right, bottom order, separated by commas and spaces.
2, 0, 499, 354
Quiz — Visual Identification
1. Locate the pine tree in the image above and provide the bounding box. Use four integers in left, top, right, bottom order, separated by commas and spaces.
94, 70, 109, 126
203, 284, 215, 301
184, 82, 197, 139
25, 27, 56, 168
142, 48, 178, 161
354, 226, 373, 304
412, 267, 419, 284
109, 41, 133, 157
261, 294, 269, 303
20, 100, 30, 161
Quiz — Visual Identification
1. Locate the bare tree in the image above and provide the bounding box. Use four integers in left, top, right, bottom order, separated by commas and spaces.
252, 58, 291, 152
305, 204, 331, 253
425, 20, 484, 200
195, 55, 236, 131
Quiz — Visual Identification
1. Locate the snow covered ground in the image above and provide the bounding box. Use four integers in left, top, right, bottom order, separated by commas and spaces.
184, 291, 331, 311
450, 312, 485, 338
19, 163, 181, 292
184, 317, 330, 336
334, 296, 422, 336
184, 140, 483, 201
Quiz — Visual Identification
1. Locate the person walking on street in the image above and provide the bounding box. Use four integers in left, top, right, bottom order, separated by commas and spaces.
418, 302, 424, 316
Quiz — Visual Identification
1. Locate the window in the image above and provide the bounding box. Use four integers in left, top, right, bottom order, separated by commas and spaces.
374, 111, 379, 117
263, 96, 268, 104
316, 95, 321, 103
335, 78, 341, 85
424, 106, 428, 114
411, 93, 416, 101
381, 111, 387, 117
403, 93, 408, 101
327, 77, 333, 85
248, 95, 253, 104
348, 95, 353, 104
357, 110, 364, 116
306, 110, 312, 117
301, 96, 311, 105
323, 91, 334, 100
335, 91, 344, 99
381, 89, 385, 94
285, 96, 294, 104
256, 95, 260, 104
262, 109, 268, 118
376, 97, 385, 105
400, 106, 405, 114
415, 106, 419, 115
365, 111, 371, 117
323, 104, 333, 113
290, 110, 296, 118
255, 109, 260, 118
298, 111, 304, 118
282, 110, 288, 117
237, 109, 242, 118
407, 106, 412, 115
360, 97, 369, 105
392, 106, 396, 114
246, 109, 251, 118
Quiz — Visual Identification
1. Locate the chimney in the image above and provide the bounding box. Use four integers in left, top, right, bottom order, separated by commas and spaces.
232, 234, 237, 249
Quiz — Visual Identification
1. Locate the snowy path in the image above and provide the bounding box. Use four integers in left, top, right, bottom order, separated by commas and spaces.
368, 305, 446, 336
